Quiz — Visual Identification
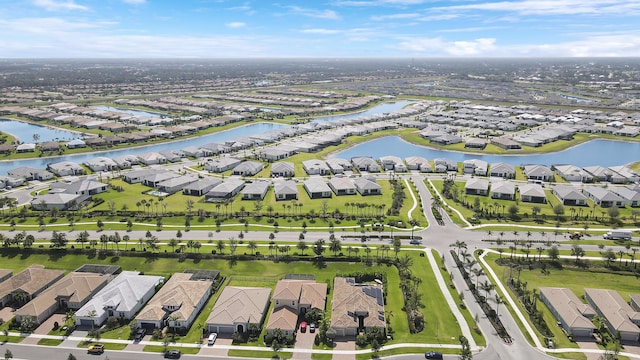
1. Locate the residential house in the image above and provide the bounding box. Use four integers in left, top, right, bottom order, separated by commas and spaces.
553, 185, 589, 206
490, 181, 515, 200
206, 286, 271, 334
434, 158, 457, 172
182, 178, 222, 196
491, 137, 521, 150
463, 159, 488, 176
379, 156, 406, 172
0, 265, 65, 309
232, 161, 264, 176
302, 160, 330, 176
205, 157, 242, 173
539, 287, 596, 338
325, 158, 352, 174
85, 157, 118, 172
7, 167, 54, 181
47, 161, 85, 177
354, 177, 381, 196
465, 138, 487, 149
16, 143, 36, 153
30, 193, 85, 211
582, 186, 625, 208
465, 178, 490, 196
610, 187, 640, 207
122, 169, 159, 184
489, 162, 516, 179
583, 166, 615, 182
271, 162, 295, 178
519, 184, 547, 203
159, 149, 184, 163
584, 288, 640, 342
405, 156, 432, 172
266, 279, 327, 336
524, 165, 554, 182
552, 165, 594, 183
241, 180, 270, 200
141, 170, 180, 188
304, 178, 332, 199
135, 273, 213, 330
15, 272, 109, 325
157, 175, 198, 194
330, 277, 385, 337
205, 179, 245, 201
328, 177, 357, 196
609, 166, 640, 184
137, 152, 167, 165
274, 180, 298, 201
75, 271, 163, 327
351, 157, 381, 173
65, 139, 86, 149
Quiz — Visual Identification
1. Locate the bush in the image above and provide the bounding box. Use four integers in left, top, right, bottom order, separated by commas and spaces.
105, 316, 119, 330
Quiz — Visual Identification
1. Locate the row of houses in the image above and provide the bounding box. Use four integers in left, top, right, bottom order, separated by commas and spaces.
206, 276, 384, 338
464, 178, 640, 207
540, 287, 640, 342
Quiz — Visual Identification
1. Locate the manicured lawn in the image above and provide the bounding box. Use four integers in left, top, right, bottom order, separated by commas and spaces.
100, 323, 133, 340
143, 345, 200, 354
2, 336, 23, 343
37, 338, 62, 346
77, 341, 128, 350
355, 347, 459, 360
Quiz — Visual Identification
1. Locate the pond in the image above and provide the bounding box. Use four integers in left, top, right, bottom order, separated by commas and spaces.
0, 118, 81, 143
331, 136, 640, 168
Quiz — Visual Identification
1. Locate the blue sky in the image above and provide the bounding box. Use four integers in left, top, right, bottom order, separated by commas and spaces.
1, 0, 639, 57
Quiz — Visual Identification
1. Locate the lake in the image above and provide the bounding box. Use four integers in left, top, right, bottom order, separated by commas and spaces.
0, 122, 285, 175
331, 136, 640, 168
0, 118, 81, 143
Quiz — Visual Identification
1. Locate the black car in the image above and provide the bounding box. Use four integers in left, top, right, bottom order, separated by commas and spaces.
134, 328, 146, 341
425, 352, 443, 359
164, 350, 181, 359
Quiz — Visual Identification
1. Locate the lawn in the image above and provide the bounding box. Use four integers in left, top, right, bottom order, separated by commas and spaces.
227, 349, 293, 359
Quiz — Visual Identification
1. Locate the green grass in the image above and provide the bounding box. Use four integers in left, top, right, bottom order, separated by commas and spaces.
227, 349, 293, 358
37, 338, 63, 346
311, 353, 333, 360
100, 323, 133, 340
77, 341, 128, 350
1, 336, 23, 343
355, 347, 459, 360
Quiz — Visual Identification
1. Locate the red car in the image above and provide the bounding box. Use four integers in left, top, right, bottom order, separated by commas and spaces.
300, 322, 307, 332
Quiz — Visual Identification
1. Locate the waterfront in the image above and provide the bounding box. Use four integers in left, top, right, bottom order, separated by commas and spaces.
0, 118, 80, 142
0, 122, 285, 174
332, 136, 640, 168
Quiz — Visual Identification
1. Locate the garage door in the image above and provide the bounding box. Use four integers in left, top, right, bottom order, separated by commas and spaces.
208, 325, 234, 334
79, 319, 95, 327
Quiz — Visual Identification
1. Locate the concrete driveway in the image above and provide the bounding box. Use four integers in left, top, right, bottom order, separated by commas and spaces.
197, 334, 232, 357
332, 337, 356, 360
292, 327, 316, 359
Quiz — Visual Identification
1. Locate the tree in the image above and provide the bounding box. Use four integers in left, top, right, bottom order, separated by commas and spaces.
67, 354, 77, 360
313, 239, 325, 257
248, 240, 258, 255
51, 231, 67, 248
4, 349, 13, 360
459, 335, 473, 360
329, 238, 342, 256
393, 237, 401, 258
169, 238, 179, 252
296, 240, 308, 255
508, 204, 519, 218
450, 240, 467, 256
571, 244, 585, 264
97, 219, 104, 231
602, 248, 616, 267
216, 239, 226, 254
495, 294, 504, 317
553, 204, 565, 220
547, 246, 560, 261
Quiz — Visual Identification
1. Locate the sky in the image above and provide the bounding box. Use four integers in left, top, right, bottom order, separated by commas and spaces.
1, 0, 640, 58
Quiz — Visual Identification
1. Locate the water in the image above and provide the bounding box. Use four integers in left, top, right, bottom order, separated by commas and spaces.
556, 94, 597, 103
0, 118, 80, 142
312, 101, 413, 123
0, 122, 285, 175
332, 136, 640, 168
94, 106, 166, 118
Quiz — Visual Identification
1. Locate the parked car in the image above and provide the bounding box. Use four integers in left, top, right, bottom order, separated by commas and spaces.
164, 349, 181, 359
309, 323, 316, 333
425, 352, 443, 359
134, 327, 146, 341
410, 239, 421, 245
87, 344, 104, 354
207, 332, 217, 345
300, 321, 307, 333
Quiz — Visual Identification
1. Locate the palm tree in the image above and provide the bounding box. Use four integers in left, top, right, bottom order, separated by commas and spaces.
296, 240, 308, 255
495, 294, 504, 317
248, 240, 257, 255
329, 238, 342, 256
450, 240, 467, 256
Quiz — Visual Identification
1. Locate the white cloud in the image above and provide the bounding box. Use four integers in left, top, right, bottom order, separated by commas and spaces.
438, 26, 507, 33
226, 22, 246, 28
32, 0, 88, 11
301, 28, 343, 34
396, 36, 497, 56
434, 0, 640, 16
286, 6, 341, 20
370, 13, 421, 21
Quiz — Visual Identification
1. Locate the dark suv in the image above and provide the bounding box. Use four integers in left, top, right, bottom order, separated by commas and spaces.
134, 327, 146, 342
425, 352, 443, 359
